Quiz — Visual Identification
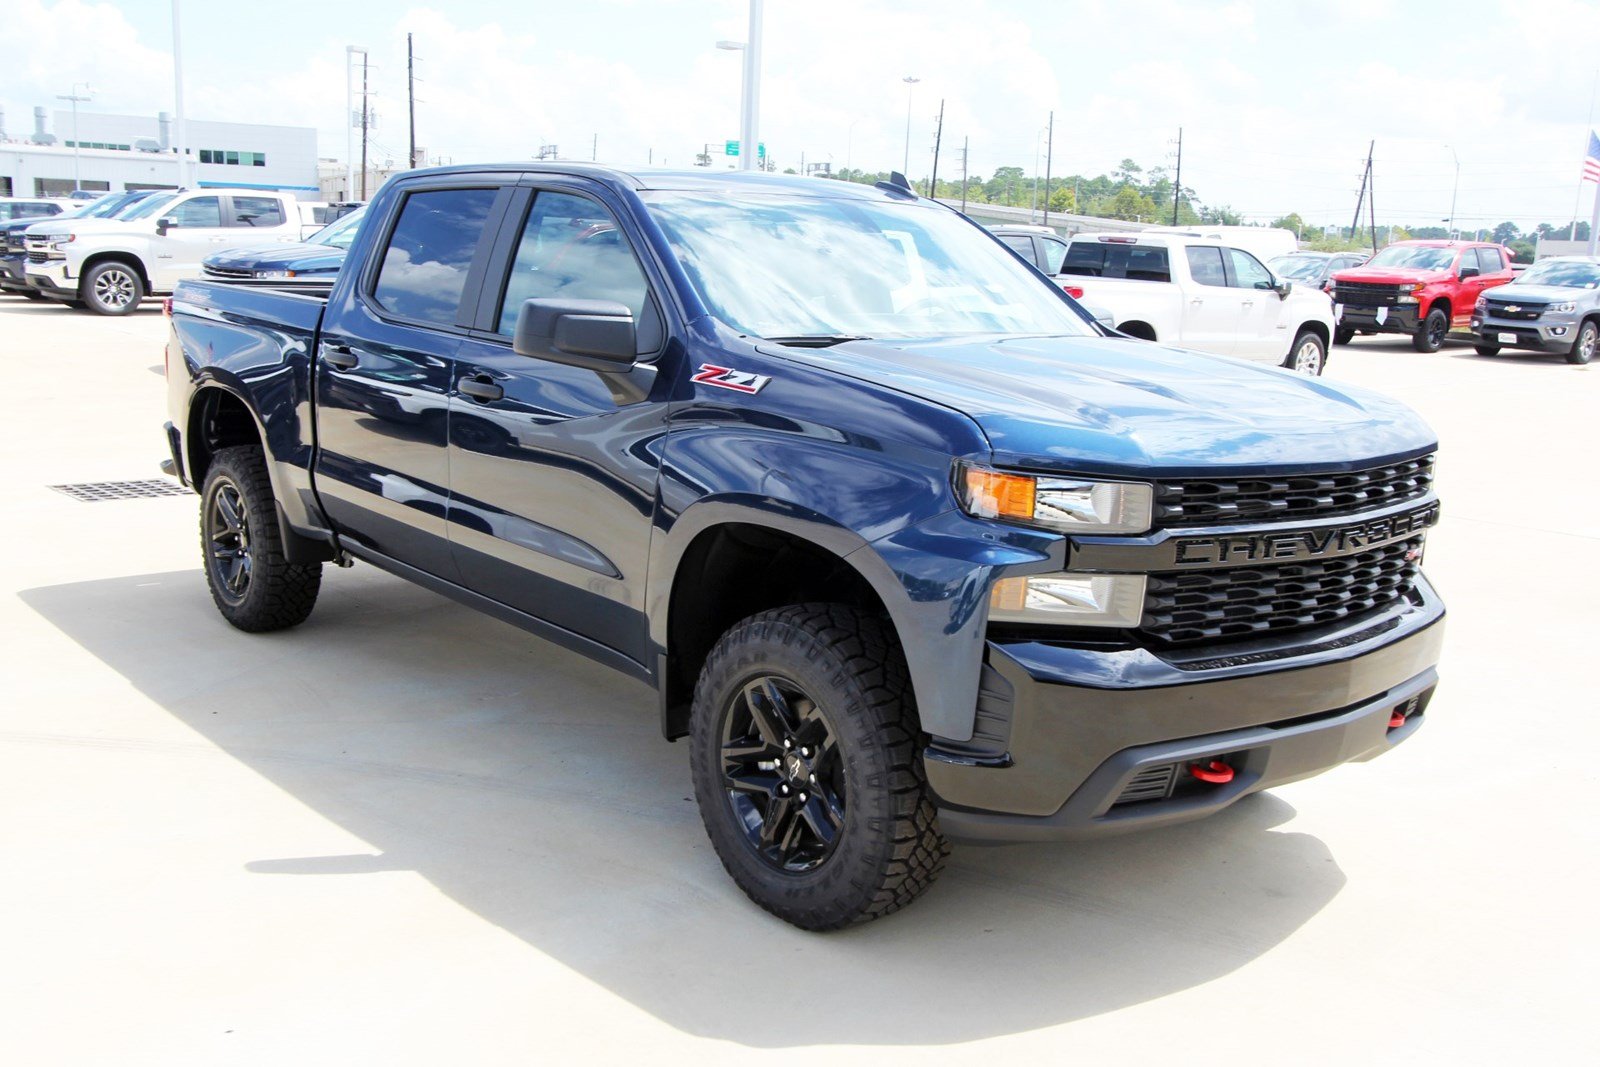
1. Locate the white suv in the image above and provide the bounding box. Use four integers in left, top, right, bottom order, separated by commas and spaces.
23, 189, 306, 314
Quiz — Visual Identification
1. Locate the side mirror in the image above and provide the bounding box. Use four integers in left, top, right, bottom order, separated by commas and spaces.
1459, 265, 1480, 280
1273, 275, 1293, 298
513, 298, 636, 371
156, 217, 174, 236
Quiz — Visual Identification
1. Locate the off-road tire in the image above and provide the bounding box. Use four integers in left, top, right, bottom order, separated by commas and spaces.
1333, 326, 1355, 346
1413, 307, 1449, 352
1283, 330, 1327, 375
688, 603, 949, 930
200, 445, 321, 632
1474, 342, 1501, 357
1567, 320, 1597, 365
80, 260, 144, 316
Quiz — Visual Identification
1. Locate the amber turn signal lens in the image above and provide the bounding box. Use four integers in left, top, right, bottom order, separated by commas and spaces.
962, 468, 1036, 522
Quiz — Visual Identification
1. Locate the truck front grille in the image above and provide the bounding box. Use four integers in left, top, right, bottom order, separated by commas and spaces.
1332, 281, 1402, 306
1153, 455, 1434, 527
26, 250, 49, 265
1141, 537, 1423, 646
1483, 299, 1544, 321
202, 265, 253, 280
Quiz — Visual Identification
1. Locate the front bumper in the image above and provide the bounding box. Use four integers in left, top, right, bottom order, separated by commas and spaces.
1334, 302, 1420, 334
25, 258, 75, 300
1470, 313, 1577, 352
0, 254, 30, 290
928, 580, 1444, 842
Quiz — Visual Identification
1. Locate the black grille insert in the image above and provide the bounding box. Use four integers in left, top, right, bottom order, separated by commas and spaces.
1142, 537, 1423, 646
1333, 281, 1402, 306
1154, 455, 1434, 527
1483, 300, 1544, 321
1114, 764, 1178, 806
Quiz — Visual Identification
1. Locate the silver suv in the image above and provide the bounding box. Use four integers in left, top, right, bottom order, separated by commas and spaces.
1471, 255, 1600, 364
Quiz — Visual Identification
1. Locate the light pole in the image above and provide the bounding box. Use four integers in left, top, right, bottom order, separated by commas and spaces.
56, 82, 93, 193
345, 46, 366, 197
715, 0, 763, 172
846, 118, 862, 174
171, 0, 188, 188
1445, 144, 1460, 239
902, 76, 920, 176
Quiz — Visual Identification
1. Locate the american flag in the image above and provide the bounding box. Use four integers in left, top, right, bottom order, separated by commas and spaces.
1585, 130, 1600, 183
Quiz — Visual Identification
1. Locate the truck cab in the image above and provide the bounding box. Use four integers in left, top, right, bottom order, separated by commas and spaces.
1329, 240, 1516, 352
24, 188, 305, 314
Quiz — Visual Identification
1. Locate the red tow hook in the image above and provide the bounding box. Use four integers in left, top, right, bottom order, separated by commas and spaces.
1188, 760, 1235, 784
1389, 710, 1408, 729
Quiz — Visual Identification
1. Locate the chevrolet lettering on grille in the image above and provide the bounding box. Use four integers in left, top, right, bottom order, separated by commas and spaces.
1172, 502, 1440, 567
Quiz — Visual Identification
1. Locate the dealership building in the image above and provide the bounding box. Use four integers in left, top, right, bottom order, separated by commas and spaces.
0, 106, 319, 199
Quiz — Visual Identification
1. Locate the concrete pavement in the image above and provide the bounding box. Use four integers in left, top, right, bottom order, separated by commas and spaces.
0, 298, 1594, 1063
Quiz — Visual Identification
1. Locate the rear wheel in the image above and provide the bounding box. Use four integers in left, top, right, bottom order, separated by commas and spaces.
1413, 307, 1449, 352
1283, 330, 1326, 375
200, 446, 321, 632
688, 604, 948, 930
80, 261, 143, 316
1568, 320, 1597, 365
1333, 326, 1355, 346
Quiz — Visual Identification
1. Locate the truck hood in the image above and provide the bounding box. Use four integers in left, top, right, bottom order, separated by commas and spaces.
1482, 283, 1587, 303
1331, 265, 1447, 285
782, 335, 1435, 475
204, 242, 346, 274
20, 218, 144, 238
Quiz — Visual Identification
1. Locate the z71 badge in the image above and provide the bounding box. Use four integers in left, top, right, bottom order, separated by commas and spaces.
692, 364, 772, 394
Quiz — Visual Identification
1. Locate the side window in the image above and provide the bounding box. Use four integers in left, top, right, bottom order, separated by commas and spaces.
1226, 248, 1274, 290
168, 196, 222, 228
1040, 237, 1069, 274
998, 234, 1037, 264
1477, 246, 1503, 272
496, 190, 651, 336
230, 196, 286, 228
1185, 245, 1228, 286
1118, 245, 1170, 283
1060, 242, 1106, 277
372, 187, 499, 326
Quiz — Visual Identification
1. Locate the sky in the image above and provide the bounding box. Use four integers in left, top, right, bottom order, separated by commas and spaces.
6, 0, 1600, 232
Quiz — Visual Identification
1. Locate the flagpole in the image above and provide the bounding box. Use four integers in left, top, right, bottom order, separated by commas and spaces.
1573, 69, 1599, 242
1589, 175, 1600, 256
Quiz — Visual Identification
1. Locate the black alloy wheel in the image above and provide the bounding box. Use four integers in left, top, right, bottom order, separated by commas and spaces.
719, 675, 846, 873
198, 446, 322, 632
1414, 307, 1449, 352
206, 477, 253, 605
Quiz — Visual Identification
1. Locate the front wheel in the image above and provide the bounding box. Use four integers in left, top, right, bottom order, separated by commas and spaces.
200, 446, 322, 632
1413, 307, 1449, 352
1474, 341, 1501, 357
1333, 326, 1355, 346
1568, 320, 1597, 365
688, 604, 949, 930
80, 260, 144, 316
1283, 330, 1327, 375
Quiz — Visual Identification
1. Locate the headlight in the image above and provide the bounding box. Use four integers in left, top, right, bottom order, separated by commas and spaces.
47, 235, 75, 249
988, 572, 1147, 627
958, 465, 1153, 534
1547, 301, 1577, 314
1399, 282, 1425, 293
1474, 295, 1487, 311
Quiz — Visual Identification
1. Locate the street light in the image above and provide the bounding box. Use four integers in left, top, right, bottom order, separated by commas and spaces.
902, 76, 920, 177
716, 1, 763, 172
56, 82, 93, 193
1444, 144, 1460, 239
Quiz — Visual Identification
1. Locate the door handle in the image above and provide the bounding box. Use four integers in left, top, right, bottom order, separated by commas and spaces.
1241, 300, 1255, 308
1190, 298, 1203, 306
322, 343, 358, 370
458, 375, 504, 402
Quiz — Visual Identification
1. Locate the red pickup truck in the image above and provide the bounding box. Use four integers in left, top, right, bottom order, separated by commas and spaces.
1329, 240, 1516, 352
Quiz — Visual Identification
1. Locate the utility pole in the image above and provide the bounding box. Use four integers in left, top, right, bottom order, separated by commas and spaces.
1367, 154, 1378, 254
928, 98, 944, 198
171, 0, 188, 188
1171, 126, 1183, 225
1349, 141, 1373, 242
902, 76, 920, 176
592, 133, 598, 161
359, 51, 370, 199
407, 33, 416, 170
57, 83, 92, 193
959, 135, 969, 213
344, 46, 364, 198
1043, 110, 1054, 228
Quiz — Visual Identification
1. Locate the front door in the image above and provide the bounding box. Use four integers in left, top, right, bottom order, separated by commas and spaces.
446, 183, 671, 664
313, 181, 510, 577
150, 194, 234, 290
1223, 246, 1285, 362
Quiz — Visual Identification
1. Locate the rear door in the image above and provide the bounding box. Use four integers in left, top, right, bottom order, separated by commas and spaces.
444, 180, 672, 665
150, 194, 234, 290
1180, 244, 1236, 355
313, 178, 514, 577
226, 195, 300, 244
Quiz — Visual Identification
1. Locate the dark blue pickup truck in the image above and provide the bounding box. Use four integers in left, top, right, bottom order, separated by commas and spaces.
164, 164, 1445, 930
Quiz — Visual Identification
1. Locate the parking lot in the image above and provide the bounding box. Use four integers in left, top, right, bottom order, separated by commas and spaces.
1, 297, 1595, 1062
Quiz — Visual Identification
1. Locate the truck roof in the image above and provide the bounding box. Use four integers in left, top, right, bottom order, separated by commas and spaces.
1389, 239, 1502, 248
400, 162, 917, 202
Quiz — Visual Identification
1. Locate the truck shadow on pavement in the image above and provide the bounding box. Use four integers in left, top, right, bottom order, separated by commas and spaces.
20, 566, 1347, 1046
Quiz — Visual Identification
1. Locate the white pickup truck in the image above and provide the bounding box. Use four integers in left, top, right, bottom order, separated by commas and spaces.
23, 188, 313, 315
1057, 233, 1337, 375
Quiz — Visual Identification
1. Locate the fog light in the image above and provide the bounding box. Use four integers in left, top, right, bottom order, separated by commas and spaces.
1550, 326, 1568, 337
988, 572, 1146, 627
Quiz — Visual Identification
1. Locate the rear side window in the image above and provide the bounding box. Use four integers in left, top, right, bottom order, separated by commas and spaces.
998, 234, 1037, 265
373, 187, 499, 326
168, 196, 222, 228
1185, 245, 1228, 286
496, 191, 651, 336
231, 196, 285, 228
1062, 241, 1171, 282
1060, 242, 1106, 276
1040, 237, 1069, 274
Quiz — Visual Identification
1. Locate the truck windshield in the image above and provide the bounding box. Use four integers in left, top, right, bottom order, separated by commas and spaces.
122, 193, 180, 221
1517, 259, 1600, 289
1269, 255, 1327, 281
641, 190, 1092, 339
307, 207, 366, 249
1366, 246, 1456, 270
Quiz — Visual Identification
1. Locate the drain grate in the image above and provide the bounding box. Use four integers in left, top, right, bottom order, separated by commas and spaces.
49, 480, 191, 503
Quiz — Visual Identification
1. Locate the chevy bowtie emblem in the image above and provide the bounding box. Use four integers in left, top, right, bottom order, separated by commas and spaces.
1505, 305, 1520, 312
692, 363, 772, 394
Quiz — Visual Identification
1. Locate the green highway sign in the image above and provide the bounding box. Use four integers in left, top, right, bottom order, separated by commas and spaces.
724, 141, 767, 158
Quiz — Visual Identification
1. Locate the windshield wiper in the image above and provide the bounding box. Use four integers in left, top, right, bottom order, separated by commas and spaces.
762, 334, 872, 348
